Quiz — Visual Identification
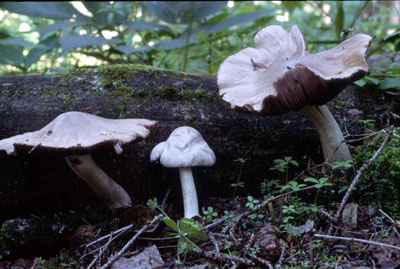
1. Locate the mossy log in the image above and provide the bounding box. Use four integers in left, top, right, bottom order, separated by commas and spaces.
0, 64, 398, 219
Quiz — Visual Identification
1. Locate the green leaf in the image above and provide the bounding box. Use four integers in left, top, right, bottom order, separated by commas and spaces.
378, 77, 400, 90
59, 35, 122, 53
304, 177, 319, 184
0, 44, 24, 66
364, 76, 380, 85
24, 35, 59, 68
0, 2, 79, 19
125, 21, 173, 34
354, 79, 366, 87
40, 21, 88, 41
0, 37, 34, 48
335, 2, 345, 40
146, 1, 226, 24
281, 1, 303, 12
163, 217, 179, 233
196, 9, 276, 32
177, 237, 188, 255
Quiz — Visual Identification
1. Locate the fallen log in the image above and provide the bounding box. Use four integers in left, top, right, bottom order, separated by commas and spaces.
0, 64, 397, 219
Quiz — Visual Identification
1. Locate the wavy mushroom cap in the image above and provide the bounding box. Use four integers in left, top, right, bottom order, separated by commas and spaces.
218, 25, 371, 115
0, 111, 158, 155
150, 126, 216, 168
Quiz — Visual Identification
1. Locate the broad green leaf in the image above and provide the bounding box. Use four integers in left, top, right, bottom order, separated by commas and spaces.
82, 2, 109, 27
40, 21, 89, 41
354, 79, 366, 87
163, 217, 179, 233
177, 237, 188, 255
378, 77, 400, 90
0, 2, 78, 19
197, 9, 276, 32
364, 76, 380, 85
0, 45, 24, 66
125, 21, 173, 34
59, 35, 122, 53
335, 2, 344, 40
114, 45, 152, 56
146, 1, 226, 24
24, 35, 59, 68
304, 177, 319, 183
154, 32, 197, 50
0, 37, 34, 48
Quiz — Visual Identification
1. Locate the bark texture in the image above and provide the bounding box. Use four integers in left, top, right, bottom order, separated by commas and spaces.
0, 65, 397, 219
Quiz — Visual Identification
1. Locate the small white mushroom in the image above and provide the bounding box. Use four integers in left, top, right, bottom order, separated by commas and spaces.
218, 25, 371, 163
150, 126, 216, 218
0, 111, 158, 209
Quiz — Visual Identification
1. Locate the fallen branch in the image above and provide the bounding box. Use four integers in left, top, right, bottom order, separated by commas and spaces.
314, 233, 400, 251
333, 126, 394, 223
99, 213, 164, 269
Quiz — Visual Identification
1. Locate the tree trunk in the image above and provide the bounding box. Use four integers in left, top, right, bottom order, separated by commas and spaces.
0, 65, 397, 219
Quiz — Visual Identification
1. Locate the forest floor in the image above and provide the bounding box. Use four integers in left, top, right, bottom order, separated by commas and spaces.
1, 126, 400, 268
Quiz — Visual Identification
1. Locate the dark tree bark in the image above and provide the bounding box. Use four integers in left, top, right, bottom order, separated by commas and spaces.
0, 65, 398, 220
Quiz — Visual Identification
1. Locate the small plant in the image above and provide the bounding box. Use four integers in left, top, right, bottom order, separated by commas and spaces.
279, 181, 306, 192
231, 157, 248, 197
245, 196, 260, 209
304, 177, 333, 204
332, 160, 353, 170
202, 206, 219, 222
269, 156, 299, 183
249, 246, 261, 255
357, 119, 376, 133
147, 198, 209, 255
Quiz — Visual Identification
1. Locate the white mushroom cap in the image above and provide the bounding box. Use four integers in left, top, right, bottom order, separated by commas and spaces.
150, 126, 216, 168
218, 25, 371, 115
0, 111, 158, 155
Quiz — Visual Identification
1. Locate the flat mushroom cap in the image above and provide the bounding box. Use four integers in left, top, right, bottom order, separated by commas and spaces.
0, 111, 158, 155
218, 25, 372, 115
150, 126, 216, 168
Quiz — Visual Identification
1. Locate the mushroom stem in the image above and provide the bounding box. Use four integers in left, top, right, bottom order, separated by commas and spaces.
65, 154, 132, 209
179, 167, 200, 218
302, 105, 352, 164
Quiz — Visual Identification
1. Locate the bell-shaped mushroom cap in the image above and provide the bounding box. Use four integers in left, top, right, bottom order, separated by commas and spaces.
150, 126, 216, 168
218, 25, 371, 115
0, 111, 158, 155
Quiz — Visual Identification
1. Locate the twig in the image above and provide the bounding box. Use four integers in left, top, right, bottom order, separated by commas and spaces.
208, 232, 221, 253
86, 224, 133, 248
314, 233, 400, 251
318, 208, 335, 223
334, 126, 394, 223
275, 242, 286, 269
191, 248, 254, 266
99, 214, 163, 269
246, 253, 273, 268
379, 209, 400, 238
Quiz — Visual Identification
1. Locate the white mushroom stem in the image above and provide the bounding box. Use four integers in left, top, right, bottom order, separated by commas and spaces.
179, 167, 200, 218
302, 105, 352, 164
65, 154, 132, 209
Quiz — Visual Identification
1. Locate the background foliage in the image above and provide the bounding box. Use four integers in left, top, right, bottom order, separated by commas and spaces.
0, 1, 398, 89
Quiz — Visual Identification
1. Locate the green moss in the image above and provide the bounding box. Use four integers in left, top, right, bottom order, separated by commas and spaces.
178, 87, 213, 101
353, 128, 400, 217
155, 86, 178, 98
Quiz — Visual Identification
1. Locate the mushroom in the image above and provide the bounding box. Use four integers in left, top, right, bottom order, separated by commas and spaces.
218, 25, 371, 163
150, 126, 216, 218
0, 111, 158, 209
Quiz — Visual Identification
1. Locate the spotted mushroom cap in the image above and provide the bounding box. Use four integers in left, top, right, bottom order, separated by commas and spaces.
0, 111, 158, 155
218, 25, 372, 115
150, 126, 216, 168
